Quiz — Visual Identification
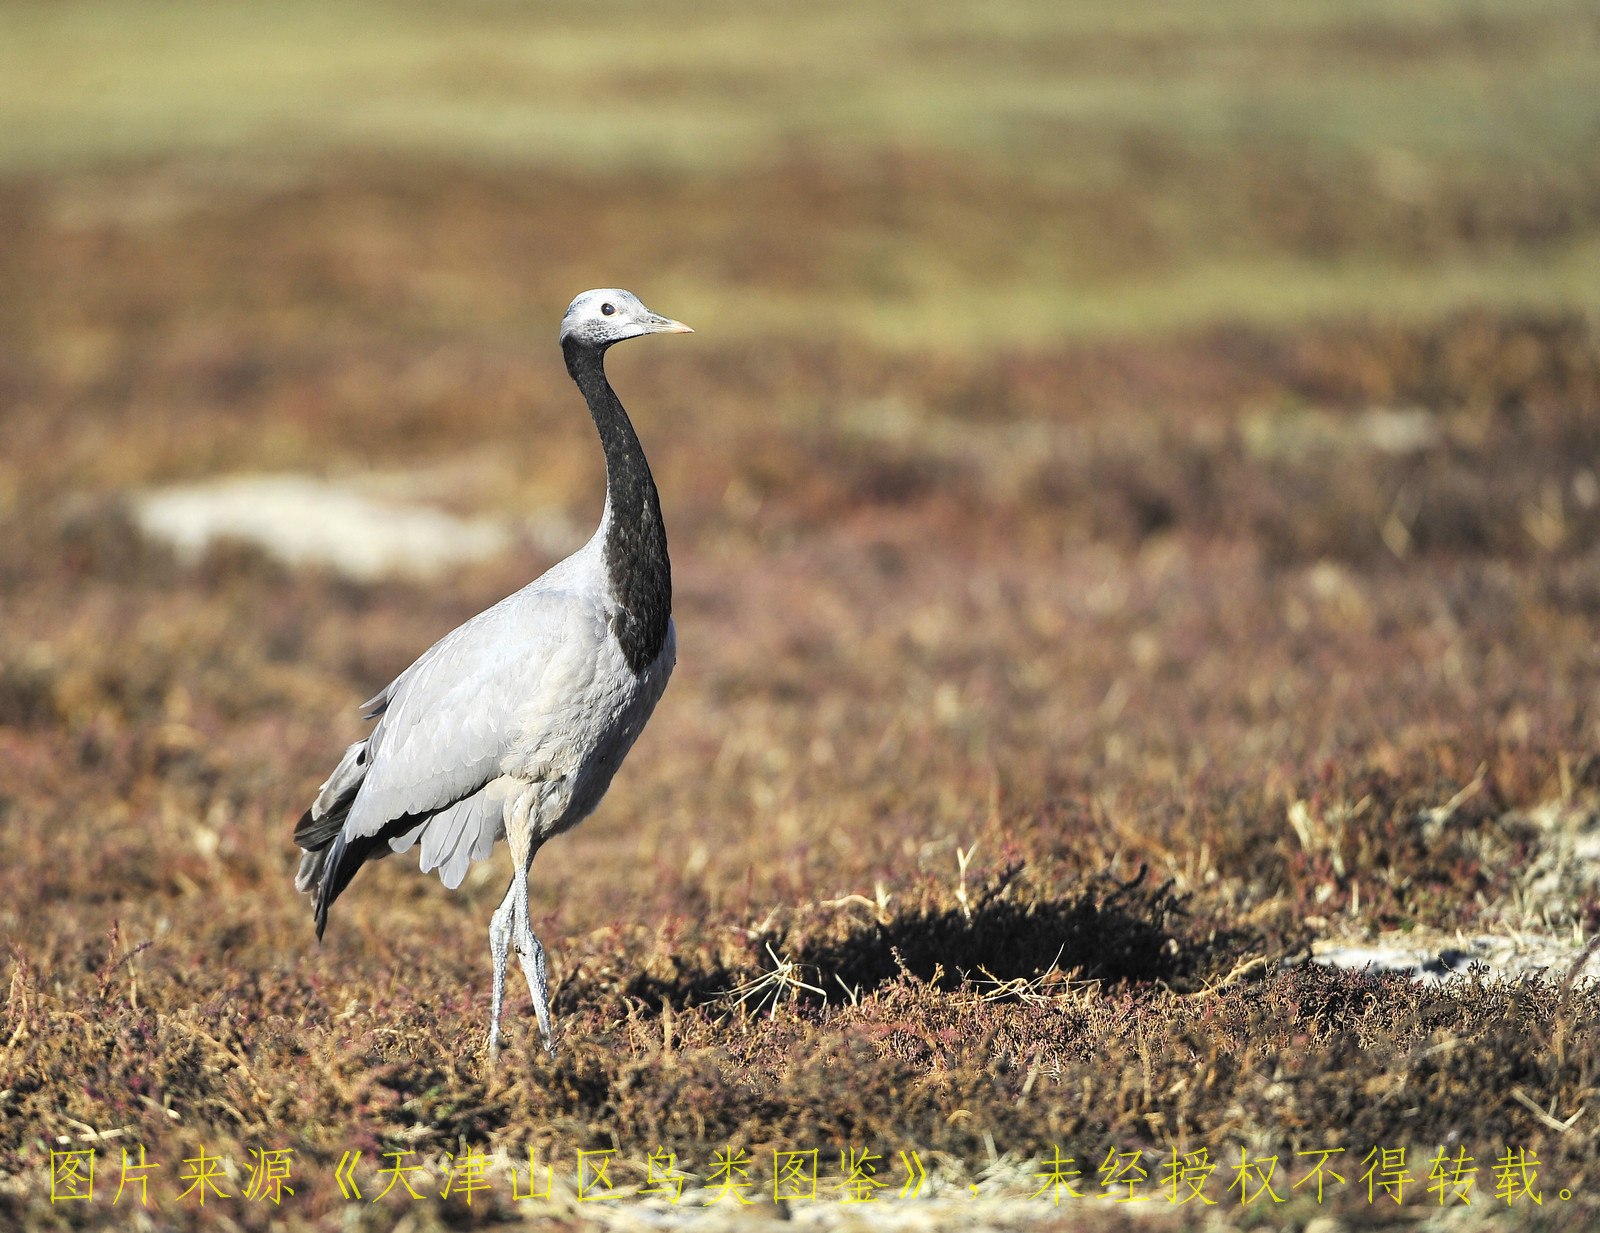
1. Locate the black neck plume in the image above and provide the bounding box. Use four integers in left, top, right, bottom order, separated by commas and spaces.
564, 338, 671, 674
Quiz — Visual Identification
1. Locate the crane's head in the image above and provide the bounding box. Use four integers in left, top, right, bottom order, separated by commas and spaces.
560, 289, 693, 349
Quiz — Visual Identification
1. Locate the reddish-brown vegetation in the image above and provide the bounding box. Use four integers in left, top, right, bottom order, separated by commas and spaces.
3, 157, 1600, 1230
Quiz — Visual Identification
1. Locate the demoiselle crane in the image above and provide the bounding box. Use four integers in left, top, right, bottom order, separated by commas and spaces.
293, 289, 690, 1057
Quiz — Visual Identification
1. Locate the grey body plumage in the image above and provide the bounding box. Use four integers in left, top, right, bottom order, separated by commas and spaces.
294, 289, 691, 1057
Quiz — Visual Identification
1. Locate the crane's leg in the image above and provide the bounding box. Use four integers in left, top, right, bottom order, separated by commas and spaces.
512, 871, 555, 1054
491, 783, 554, 1056
486, 878, 517, 1063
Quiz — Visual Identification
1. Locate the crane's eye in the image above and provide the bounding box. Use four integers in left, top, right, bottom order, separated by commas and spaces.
600, 302, 616, 316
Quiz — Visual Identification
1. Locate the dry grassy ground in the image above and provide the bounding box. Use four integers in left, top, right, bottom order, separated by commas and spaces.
5, 2, 1600, 1230
2, 155, 1600, 1231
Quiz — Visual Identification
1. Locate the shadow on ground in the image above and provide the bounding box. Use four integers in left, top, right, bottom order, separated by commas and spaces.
600, 870, 1267, 1016
801, 870, 1250, 999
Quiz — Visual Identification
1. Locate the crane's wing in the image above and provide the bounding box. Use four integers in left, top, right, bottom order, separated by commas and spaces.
294, 583, 606, 935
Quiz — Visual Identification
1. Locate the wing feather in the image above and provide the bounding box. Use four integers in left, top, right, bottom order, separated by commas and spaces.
299, 580, 611, 932
344, 588, 599, 839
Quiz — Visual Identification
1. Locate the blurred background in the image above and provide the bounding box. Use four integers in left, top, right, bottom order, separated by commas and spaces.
5, 1, 1600, 1214
6, 0, 1600, 1007
5, 0, 1600, 981
6, 0, 1600, 345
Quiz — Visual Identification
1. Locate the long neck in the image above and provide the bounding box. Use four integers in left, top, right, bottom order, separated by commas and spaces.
564, 338, 671, 674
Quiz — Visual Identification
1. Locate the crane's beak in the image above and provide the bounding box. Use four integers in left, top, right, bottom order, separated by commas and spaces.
644, 313, 694, 334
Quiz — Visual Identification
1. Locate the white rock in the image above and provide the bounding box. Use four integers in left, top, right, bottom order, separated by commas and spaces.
131, 474, 514, 582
